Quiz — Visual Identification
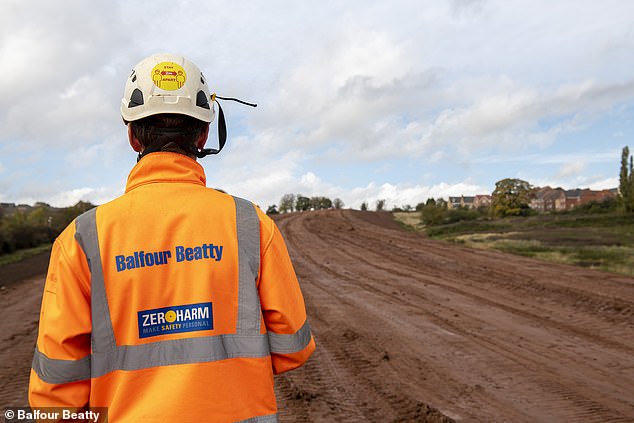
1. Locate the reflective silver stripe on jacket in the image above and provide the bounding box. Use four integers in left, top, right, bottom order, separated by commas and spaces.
268, 320, 312, 354
234, 196, 262, 335
32, 196, 311, 385
75, 207, 117, 353
236, 414, 279, 423
31, 346, 91, 384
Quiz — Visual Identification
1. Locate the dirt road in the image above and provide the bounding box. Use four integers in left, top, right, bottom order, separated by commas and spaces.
273, 210, 634, 422
1, 210, 633, 422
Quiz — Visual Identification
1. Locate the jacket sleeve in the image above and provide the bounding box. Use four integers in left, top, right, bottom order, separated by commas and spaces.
258, 216, 315, 374
29, 222, 92, 408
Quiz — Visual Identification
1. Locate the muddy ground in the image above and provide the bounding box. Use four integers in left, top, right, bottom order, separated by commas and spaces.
1, 210, 633, 422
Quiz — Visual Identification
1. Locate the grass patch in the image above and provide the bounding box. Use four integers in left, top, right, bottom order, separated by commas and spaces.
392, 212, 424, 232
0, 244, 52, 267
404, 211, 634, 277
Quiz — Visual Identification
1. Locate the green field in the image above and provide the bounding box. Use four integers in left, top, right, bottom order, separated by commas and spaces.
0, 244, 52, 267
393, 212, 634, 276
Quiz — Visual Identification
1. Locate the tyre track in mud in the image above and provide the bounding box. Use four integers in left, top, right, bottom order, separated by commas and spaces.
273, 210, 634, 422
0, 277, 44, 409
275, 213, 456, 422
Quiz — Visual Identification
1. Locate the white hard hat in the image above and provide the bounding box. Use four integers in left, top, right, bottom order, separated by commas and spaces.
121, 53, 214, 123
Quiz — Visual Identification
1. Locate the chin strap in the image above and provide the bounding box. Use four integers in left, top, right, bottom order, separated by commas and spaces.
195, 94, 257, 158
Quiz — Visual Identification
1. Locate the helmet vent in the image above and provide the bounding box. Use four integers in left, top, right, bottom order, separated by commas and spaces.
132, 74, 137, 83
128, 88, 144, 108
196, 90, 210, 109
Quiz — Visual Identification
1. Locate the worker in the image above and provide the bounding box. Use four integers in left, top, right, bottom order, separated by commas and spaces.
29, 53, 315, 422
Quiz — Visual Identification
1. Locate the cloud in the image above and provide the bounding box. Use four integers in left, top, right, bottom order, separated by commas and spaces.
245, 23, 634, 169
555, 162, 586, 179
449, 0, 486, 17
6, 186, 122, 209
586, 177, 619, 190
532, 175, 619, 191
2, 0, 634, 210
347, 181, 488, 209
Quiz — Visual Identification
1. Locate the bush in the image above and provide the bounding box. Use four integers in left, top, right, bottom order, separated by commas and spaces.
0, 201, 94, 256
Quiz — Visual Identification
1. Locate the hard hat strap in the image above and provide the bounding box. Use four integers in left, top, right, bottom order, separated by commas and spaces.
135, 95, 258, 160
196, 99, 226, 158
195, 96, 256, 158
214, 96, 257, 108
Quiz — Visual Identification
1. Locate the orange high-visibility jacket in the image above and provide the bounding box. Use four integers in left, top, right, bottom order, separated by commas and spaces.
29, 152, 315, 422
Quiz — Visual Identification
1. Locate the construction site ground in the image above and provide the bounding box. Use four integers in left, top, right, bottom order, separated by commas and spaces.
1, 210, 632, 422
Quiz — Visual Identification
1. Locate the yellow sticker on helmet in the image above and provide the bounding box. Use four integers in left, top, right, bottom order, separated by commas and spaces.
151, 62, 187, 91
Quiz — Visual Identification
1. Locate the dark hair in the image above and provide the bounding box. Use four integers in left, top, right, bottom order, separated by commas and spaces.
131, 114, 208, 157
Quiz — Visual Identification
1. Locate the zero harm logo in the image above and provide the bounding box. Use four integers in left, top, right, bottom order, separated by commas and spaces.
137, 302, 212, 339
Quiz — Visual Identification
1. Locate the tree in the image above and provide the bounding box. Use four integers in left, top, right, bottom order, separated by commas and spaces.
360, 202, 368, 211
333, 198, 344, 209
491, 178, 533, 217
420, 203, 446, 226
375, 199, 386, 211
279, 194, 296, 213
435, 198, 447, 209
619, 146, 634, 212
295, 195, 311, 212
266, 205, 279, 215
310, 196, 332, 210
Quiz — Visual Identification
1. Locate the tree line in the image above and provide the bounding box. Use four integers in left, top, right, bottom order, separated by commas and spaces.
268, 194, 345, 214
5, 147, 630, 255
269, 146, 632, 223
0, 201, 94, 255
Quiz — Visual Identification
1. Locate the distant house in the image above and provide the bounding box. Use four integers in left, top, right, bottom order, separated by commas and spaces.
531, 187, 566, 213
565, 189, 582, 210
530, 187, 616, 213
447, 196, 475, 209
530, 188, 547, 212
474, 195, 492, 209
548, 189, 567, 212
448, 197, 461, 209
580, 189, 616, 208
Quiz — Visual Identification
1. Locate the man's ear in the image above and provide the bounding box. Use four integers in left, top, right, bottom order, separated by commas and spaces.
195, 124, 210, 150
128, 124, 143, 153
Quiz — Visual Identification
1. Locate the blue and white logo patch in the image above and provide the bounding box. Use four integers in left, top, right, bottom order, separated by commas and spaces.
137, 302, 213, 338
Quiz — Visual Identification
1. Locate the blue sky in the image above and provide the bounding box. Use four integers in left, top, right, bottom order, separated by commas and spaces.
1, 0, 633, 210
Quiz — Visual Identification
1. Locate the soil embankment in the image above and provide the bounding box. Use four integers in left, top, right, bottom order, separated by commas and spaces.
273, 210, 634, 422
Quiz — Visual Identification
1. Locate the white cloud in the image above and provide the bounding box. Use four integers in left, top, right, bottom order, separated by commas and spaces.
48, 187, 122, 208
586, 177, 619, 190
555, 162, 586, 179
530, 173, 619, 191
347, 181, 488, 210
2, 0, 634, 211
10, 186, 122, 209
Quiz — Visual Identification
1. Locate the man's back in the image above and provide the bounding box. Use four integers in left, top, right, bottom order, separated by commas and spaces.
30, 53, 314, 422
30, 152, 314, 422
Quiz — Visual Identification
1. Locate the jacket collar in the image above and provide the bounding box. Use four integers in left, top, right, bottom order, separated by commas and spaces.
125, 152, 207, 193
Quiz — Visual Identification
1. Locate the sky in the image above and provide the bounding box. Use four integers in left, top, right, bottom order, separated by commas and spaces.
1, 0, 633, 210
